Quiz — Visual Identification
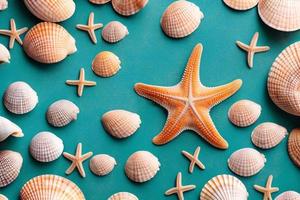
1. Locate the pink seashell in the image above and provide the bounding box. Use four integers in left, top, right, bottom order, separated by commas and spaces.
108, 192, 138, 200
102, 21, 128, 43
223, 0, 259, 10
89, 0, 111, 4
89, 154, 116, 176
288, 129, 300, 168
0, 0, 7, 10
0, 116, 23, 142
0, 194, 8, 200
275, 191, 300, 200
112, 0, 148, 16
0, 44, 10, 63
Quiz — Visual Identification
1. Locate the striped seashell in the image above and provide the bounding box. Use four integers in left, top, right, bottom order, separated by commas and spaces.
112, 0, 148, 16
23, 22, 77, 64
223, 0, 259, 10
0, 150, 23, 187
3, 81, 38, 115
0, 116, 23, 142
24, 0, 75, 22
0, 44, 10, 63
108, 192, 138, 200
102, 110, 141, 139
200, 174, 248, 200
0, 0, 7, 10
0, 194, 8, 200
89, 0, 111, 4
30, 132, 64, 163
228, 100, 261, 127
89, 154, 116, 176
288, 129, 300, 168
161, 0, 204, 38
20, 175, 85, 200
102, 21, 128, 43
47, 99, 79, 127
92, 51, 121, 77
275, 191, 300, 200
251, 122, 287, 149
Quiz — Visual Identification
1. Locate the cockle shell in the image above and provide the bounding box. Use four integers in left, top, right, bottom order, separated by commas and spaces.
200, 174, 249, 200
112, 0, 148, 16
108, 192, 138, 200
0, 0, 7, 10
3, 81, 38, 115
23, 22, 77, 64
0, 150, 23, 187
0, 116, 23, 142
0, 44, 10, 63
92, 51, 121, 77
89, 0, 111, 4
102, 21, 129, 43
102, 110, 141, 139
89, 154, 116, 176
228, 148, 266, 177
275, 191, 300, 200
0, 194, 8, 200
161, 0, 204, 38
20, 175, 85, 200
288, 129, 300, 168
223, 0, 259, 10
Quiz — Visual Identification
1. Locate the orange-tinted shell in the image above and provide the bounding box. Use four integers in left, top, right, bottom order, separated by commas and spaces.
92, 51, 121, 77
102, 21, 128, 43
275, 191, 300, 200
0, 0, 7, 10
89, 0, 111, 4
223, 0, 259, 10
288, 129, 300, 168
112, 0, 148, 16
108, 192, 138, 200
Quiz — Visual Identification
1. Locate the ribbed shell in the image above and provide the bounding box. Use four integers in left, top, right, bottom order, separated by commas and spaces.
223, 0, 258, 10
0, 150, 23, 187
89, 154, 116, 176
228, 148, 266, 177
0, 194, 8, 200
200, 174, 248, 200
112, 0, 148, 16
23, 22, 77, 64
102, 110, 141, 139
288, 129, 300, 168
0, 116, 23, 142
20, 175, 85, 200
92, 51, 121, 77
3, 81, 38, 114
0, 0, 7, 10
89, 0, 111, 4
275, 191, 300, 200
108, 192, 138, 200
102, 21, 129, 43
0, 44, 10, 63
161, 0, 204, 38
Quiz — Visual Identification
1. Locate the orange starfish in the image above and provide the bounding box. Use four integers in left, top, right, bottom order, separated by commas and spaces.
134, 44, 242, 149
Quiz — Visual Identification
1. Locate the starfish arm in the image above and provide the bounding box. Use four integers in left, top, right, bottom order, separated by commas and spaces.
88, 30, 97, 44
83, 81, 96, 86
63, 152, 75, 161
65, 163, 76, 174
66, 80, 79, 85
247, 51, 254, 68
9, 36, 16, 49
236, 41, 250, 51
77, 85, 84, 96
182, 185, 196, 192
165, 188, 178, 195
81, 152, 93, 161
250, 32, 259, 47
77, 162, 86, 177
76, 25, 89, 31
254, 46, 270, 53
76, 143, 82, 155
89, 12, 94, 25
93, 24, 103, 29
0, 30, 12, 36
270, 187, 279, 192
254, 185, 267, 192
17, 27, 28, 35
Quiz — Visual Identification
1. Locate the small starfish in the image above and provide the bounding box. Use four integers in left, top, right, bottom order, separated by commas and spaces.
76, 12, 103, 44
254, 175, 279, 200
165, 172, 196, 200
63, 143, 93, 178
66, 68, 96, 97
0, 18, 28, 49
236, 32, 270, 68
182, 146, 205, 173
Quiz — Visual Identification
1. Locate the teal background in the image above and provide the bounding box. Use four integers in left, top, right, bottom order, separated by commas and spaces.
0, 0, 300, 199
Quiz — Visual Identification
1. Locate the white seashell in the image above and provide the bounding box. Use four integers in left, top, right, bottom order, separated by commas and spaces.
108, 192, 138, 200
90, 0, 111, 4
3, 81, 38, 115
223, 0, 259, 10
92, 51, 121, 77
275, 191, 300, 200
102, 21, 128, 43
288, 129, 300, 168
0, 194, 8, 200
0, 0, 7, 10
0, 44, 10, 63
0, 116, 23, 142
89, 154, 116, 176
112, 0, 148, 16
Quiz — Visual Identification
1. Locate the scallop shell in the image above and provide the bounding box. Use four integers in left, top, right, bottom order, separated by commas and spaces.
223, 0, 258, 10
47, 99, 79, 127
0, 194, 8, 200
228, 100, 261, 127
89, 154, 116, 176
102, 110, 141, 139
24, 0, 75, 22
0, 44, 10, 63
3, 81, 38, 115
228, 148, 266, 177
20, 175, 85, 200
108, 192, 138, 200
275, 191, 300, 200
0, 116, 23, 142
23, 22, 77, 64
0, 0, 7, 10
0, 150, 23, 187
90, 0, 111, 4
30, 132, 64, 163
125, 151, 160, 183
160, 0, 204, 38
251, 122, 287, 149
200, 174, 249, 200
112, 0, 148, 16
102, 21, 129, 43
288, 129, 300, 168
92, 51, 121, 77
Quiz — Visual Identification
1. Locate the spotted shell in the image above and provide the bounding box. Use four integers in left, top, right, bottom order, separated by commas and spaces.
108, 192, 138, 200
0, 44, 10, 63
89, 0, 111, 4
0, 0, 7, 10
161, 0, 204, 38
0, 116, 23, 142
23, 22, 77, 64
288, 129, 300, 168
112, 0, 148, 16
89, 154, 116, 176
223, 0, 258, 10
0, 150, 23, 187
20, 175, 85, 200
275, 191, 300, 200
0, 194, 8, 200
102, 21, 129, 43
3, 81, 38, 115
92, 51, 121, 77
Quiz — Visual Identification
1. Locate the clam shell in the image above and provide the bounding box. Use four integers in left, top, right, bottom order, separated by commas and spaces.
161, 0, 204, 38
228, 100, 261, 127
20, 174, 85, 200
89, 154, 116, 176
0, 116, 23, 142
0, 44, 10, 63
112, 0, 148, 16
275, 191, 300, 200
125, 151, 160, 183
3, 81, 38, 114
92, 51, 121, 77
223, 0, 258, 10
200, 174, 248, 200
102, 110, 141, 139
288, 129, 300, 168
0, 150, 23, 187
228, 148, 266, 177
102, 21, 129, 43
23, 22, 77, 64
90, 0, 111, 4
0, 0, 7, 10
30, 132, 64, 163
108, 192, 138, 200
0, 194, 8, 200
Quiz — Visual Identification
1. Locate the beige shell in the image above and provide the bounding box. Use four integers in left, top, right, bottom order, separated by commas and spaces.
23, 22, 77, 64
288, 129, 300, 168
0, 44, 10, 63
161, 0, 204, 38
3, 81, 38, 115
89, 154, 116, 176
102, 110, 141, 139
200, 174, 249, 200
223, 0, 258, 10
89, 0, 111, 4
112, 0, 148, 16
30, 132, 64, 163
0, 116, 23, 142
0, 150, 23, 187
228, 100, 261, 127
92, 51, 121, 77
251, 122, 287, 149
20, 175, 85, 200
228, 148, 266, 177
0, 0, 7, 10
47, 99, 79, 127
275, 191, 300, 200
108, 192, 138, 200
24, 0, 75, 22
102, 21, 129, 43
0, 194, 8, 200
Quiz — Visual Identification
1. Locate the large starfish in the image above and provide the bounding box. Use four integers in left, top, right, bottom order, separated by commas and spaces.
134, 44, 242, 149
254, 175, 279, 200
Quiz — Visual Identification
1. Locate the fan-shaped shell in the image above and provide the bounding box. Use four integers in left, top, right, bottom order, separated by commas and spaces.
275, 191, 300, 200
3, 81, 38, 114
0, 194, 8, 200
288, 129, 300, 168
223, 0, 258, 10
108, 192, 138, 200
0, 44, 10, 63
90, 0, 111, 4
0, 0, 7, 10
89, 154, 116, 176
20, 175, 85, 200
102, 21, 129, 43
23, 22, 77, 64
112, 0, 148, 16
92, 51, 121, 77
0, 116, 23, 142
161, 0, 204, 38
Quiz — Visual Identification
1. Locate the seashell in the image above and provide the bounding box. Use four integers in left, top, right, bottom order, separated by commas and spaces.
200, 174, 248, 200
125, 151, 160, 183
108, 192, 138, 200
24, 0, 75, 22
0, 44, 10, 63
23, 22, 77, 64
223, 0, 259, 10
251, 122, 287, 149
20, 174, 85, 200
228, 99, 261, 127
0, 194, 8, 200
89, 0, 111, 4
112, 0, 148, 16
89, 154, 116, 176
46, 99, 79, 127
0, 150, 23, 187
0, 116, 23, 142
0, 0, 7, 10
288, 129, 300, 168
102, 21, 129, 43
275, 191, 300, 200
102, 110, 141, 139
30, 131, 64, 163
160, 0, 204, 38
92, 51, 121, 77
3, 81, 38, 115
